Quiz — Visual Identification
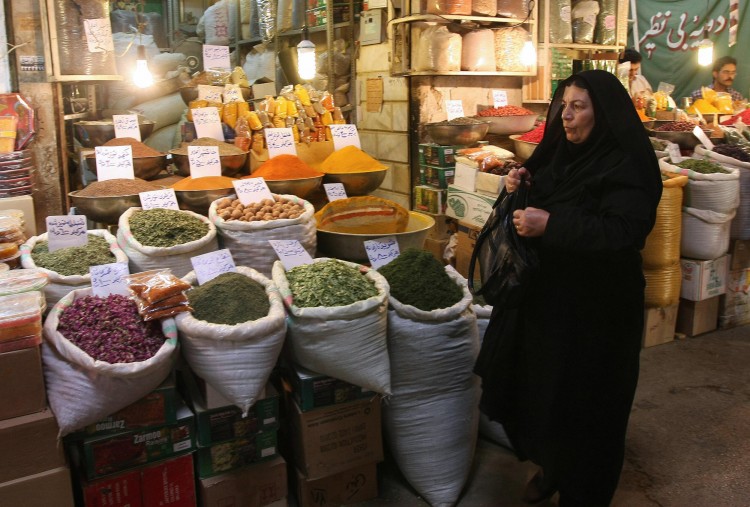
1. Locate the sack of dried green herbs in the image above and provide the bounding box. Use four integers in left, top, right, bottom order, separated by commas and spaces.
272, 258, 391, 396
117, 207, 219, 278
20, 229, 129, 309
176, 266, 287, 415
658, 157, 740, 214
42, 287, 178, 437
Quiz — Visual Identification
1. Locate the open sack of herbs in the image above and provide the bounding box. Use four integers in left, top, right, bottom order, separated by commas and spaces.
175, 267, 287, 414
117, 207, 218, 278
376, 249, 480, 507
272, 258, 392, 396
19, 229, 129, 308
208, 193, 316, 278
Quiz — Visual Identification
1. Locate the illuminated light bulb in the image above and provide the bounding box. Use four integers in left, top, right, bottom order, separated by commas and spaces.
297, 39, 316, 81
520, 38, 537, 67
133, 45, 153, 88
697, 38, 714, 66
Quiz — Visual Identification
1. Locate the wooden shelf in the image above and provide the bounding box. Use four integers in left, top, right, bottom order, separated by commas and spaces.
391, 14, 534, 25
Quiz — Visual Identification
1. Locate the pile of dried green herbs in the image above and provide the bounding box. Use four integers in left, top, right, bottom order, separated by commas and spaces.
129, 209, 209, 247
187, 272, 270, 325
31, 234, 116, 276
287, 259, 378, 308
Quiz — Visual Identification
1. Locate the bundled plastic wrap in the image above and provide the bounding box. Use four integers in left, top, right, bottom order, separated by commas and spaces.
256, 0, 276, 43
276, 0, 294, 33
472, 0, 496, 16
242, 43, 276, 83
594, 0, 617, 45
240, 0, 260, 40
497, 0, 530, 19
415, 26, 461, 73
549, 0, 573, 43
493, 26, 529, 72
461, 30, 496, 72
571, 0, 600, 44
197, 0, 238, 46
53, 0, 117, 76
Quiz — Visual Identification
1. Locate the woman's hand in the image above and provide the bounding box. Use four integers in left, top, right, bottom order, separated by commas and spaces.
506, 167, 531, 193
512, 207, 549, 237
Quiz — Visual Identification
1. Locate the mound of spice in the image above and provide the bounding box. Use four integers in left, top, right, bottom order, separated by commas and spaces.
215, 196, 304, 221
712, 143, 750, 162
58, 294, 166, 363
378, 248, 463, 311
188, 272, 270, 325
171, 176, 237, 191
102, 137, 164, 158
477, 105, 535, 117
129, 209, 209, 247
518, 121, 545, 143
655, 121, 701, 132
650, 138, 668, 151
320, 146, 386, 173
77, 178, 163, 197
31, 235, 116, 276
287, 259, 378, 308
250, 154, 323, 180
171, 137, 247, 156
673, 158, 730, 174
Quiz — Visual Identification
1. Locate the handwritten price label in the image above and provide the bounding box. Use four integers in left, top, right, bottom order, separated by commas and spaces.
446, 100, 464, 121
269, 240, 314, 270
264, 128, 297, 158
46, 215, 88, 252
197, 84, 224, 103
139, 189, 180, 210
328, 124, 361, 151
223, 84, 243, 103
233, 178, 274, 206
364, 236, 400, 269
191, 107, 224, 141
191, 249, 237, 285
113, 114, 141, 141
323, 183, 347, 202
203, 44, 231, 71
667, 143, 682, 163
83, 18, 114, 53
90, 262, 130, 297
188, 145, 222, 178
492, 90, 508, 108
94, 146, 135, 181
692, 125, 714, 151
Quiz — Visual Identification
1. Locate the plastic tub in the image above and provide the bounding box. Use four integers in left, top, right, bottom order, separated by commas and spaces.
0, 150, 31, 162
0, 167, 32, 180
0, 176, 32, 189
0, 157, 32, 169
0, 185, 32, 198
0, 291, 44, 344
0, 268, 48, 296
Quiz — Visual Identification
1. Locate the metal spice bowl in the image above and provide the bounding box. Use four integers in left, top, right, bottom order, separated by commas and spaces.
73, 120, 156, 148
174, 188, 236, 215
85, 154, 168, 181
425, 122, 490, 146
321, 169, 388, 196
69, 192, 142, 225
264, 176, 323, 199
170, 151, 249, 177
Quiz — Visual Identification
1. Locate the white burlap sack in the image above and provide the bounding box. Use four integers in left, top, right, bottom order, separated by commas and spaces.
176, 266, 286, 414
42, 287, 178, 436
20, 229, 129, 309
117, 207, 218, 278
130, 92, 186, 132
659, 157, 740, 214
681, 206, 735, 260
272, 258, 391, 395
383, 267, 480, 507
209, 194, 316, 277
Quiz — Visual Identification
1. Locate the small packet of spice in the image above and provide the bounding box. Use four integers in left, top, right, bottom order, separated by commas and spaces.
134, 292, 189, 314
142, 303, 194, 321
125, 269, 192, 306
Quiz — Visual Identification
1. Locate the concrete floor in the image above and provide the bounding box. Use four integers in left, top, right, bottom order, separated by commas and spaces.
296, 323, 750, 507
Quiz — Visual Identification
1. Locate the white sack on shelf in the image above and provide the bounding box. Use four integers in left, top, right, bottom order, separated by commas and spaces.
42, 287, 178, 437
130, 92, 186, 132
176, 267, 287, 415
143, 123, 180, 153
242, 43, 276, 83
414, 25, 462, 72
571, 0, 600, 44
461, 29, 496, 72
197, 0, 238, 45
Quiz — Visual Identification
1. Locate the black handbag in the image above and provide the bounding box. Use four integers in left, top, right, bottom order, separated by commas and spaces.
468, 176, 538, 307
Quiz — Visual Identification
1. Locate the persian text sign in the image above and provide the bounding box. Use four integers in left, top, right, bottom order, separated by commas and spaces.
113, 114, 141, 141
188, 145, 222, 178
46, 215, 88, 252
191, 249, 237, 285
269, 239, 313, 270
364, 236, 400, 269
94, 146, 134, 181
90, 262, 130, 297
329, 124, 361, 150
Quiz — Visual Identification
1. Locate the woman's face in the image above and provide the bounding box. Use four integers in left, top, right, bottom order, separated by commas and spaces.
561, 85, 595, 144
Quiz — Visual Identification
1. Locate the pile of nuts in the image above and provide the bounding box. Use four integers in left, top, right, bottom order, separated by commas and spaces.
215, 197, 304, 222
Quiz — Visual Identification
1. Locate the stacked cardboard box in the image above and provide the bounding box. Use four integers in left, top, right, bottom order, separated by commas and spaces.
280, 362, 382, 507
676, 255, 728, 336
720, 240, 750, 329
414, 144, 456, 215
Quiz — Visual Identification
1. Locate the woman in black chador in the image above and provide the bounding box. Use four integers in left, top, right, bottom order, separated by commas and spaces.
475, 69, 662, 506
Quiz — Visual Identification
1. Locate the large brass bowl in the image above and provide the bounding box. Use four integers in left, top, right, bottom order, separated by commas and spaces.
69, 191, 142, 225
73, 120, 156, 148
174, 187, 236, 215
85, 154, 168, 180
481, 114, 537, 135
425, 122, 490, 146
263, 176, 323, 199
179, 86, 252, 105
322, 169, 387, 196
316, 211, 436, 263
649, 128, 711, 151
170, 151, 249, 177
509, 134, 539, 162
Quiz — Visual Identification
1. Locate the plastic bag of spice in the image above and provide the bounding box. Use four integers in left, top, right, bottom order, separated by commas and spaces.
176, 267, 287, 414
19, 229, 129, 309
117, 207, 219, 278
272, 258, 391, 395
42, 288, 178, 436
209, 193, 316, 277
379, 259, 479, 507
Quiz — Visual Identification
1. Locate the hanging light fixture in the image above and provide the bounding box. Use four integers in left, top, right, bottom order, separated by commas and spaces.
297, 38, 316, 81
697, 36, 714, 66
132, 1, 153, 88
520, 34, 537, 67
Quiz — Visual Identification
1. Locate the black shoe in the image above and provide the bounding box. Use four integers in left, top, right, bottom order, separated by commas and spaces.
522, 469, 557, 504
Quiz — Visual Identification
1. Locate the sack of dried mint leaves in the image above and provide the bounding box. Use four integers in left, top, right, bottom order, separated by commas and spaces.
123, 269, 194, 321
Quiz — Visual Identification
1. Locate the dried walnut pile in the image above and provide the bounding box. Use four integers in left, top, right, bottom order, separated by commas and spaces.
216, 197, 304, 222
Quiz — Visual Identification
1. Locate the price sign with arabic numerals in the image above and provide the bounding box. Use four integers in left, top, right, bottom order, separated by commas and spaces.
113, 114, 141, 141
269, 240, 314, 270
203, 44, 232, 71
139, 189, 180, 210
445, 100, 464, 121
46, 215, 88, 252
492, 90, 508, 108
328, 124, 361, 151
264, 128, 297, 159
83, 18, 114, 53
323, 183, 347, 202
223, 84, 243, 103
667, 143, 682, 163
94, 146, 135, 181
188, 145, 222, 179
191, 249, 237, 285
233, 178, 274, 206
692, 125, 714, 151
364, 236, 400, 269
90, 262, 130, 297
192, 107, 225, 141
197, 84, 224, 103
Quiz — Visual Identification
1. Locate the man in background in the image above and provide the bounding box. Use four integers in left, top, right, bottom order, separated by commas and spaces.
691, 56, 746, 102
619, 48, 653, 97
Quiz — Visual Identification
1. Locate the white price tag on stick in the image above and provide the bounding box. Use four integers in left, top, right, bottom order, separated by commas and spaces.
328, 124, 361, 151
667, 143, 682, 163
203, 45, 232, 71
692, 125, 714, 151
46, 215, 88, 252
233, 178, 274, 206
90, 262, 130, 297
188, 145, 222, 178
446, 100, 464, 121
323, 183, 347, 201
94, 146, 135, 181
364, 236, 400, 269
264, 128, 297, 158
492, 90, 508, 108
191, 249, 237, 285
192, 107, 224, 141
269, 240, 314, 270
113, 114, 141, 141
139, 189, 180, 210
197, 85, 224, 103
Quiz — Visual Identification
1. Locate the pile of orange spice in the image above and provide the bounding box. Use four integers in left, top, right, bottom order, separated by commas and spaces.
171, 176, 237, 191
247, 154, 323, 180
320, 146, 386, 173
